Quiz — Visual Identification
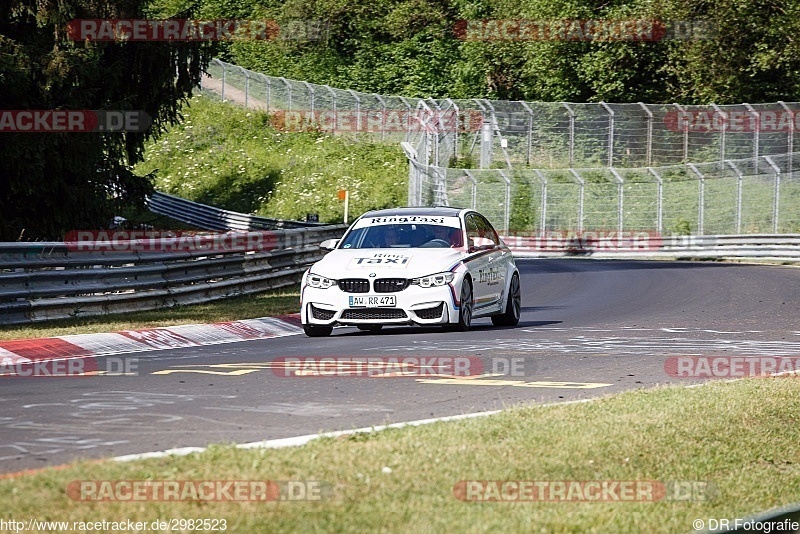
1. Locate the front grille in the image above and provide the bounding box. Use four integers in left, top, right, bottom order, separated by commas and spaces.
415, 303, 444, 320
341, 308, 407, 320
310, 304, 335, 320
338, 278, 369, 293
374, 278, 409, 293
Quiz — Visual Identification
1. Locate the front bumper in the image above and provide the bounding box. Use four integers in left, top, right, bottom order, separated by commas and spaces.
301, 284, 457, 327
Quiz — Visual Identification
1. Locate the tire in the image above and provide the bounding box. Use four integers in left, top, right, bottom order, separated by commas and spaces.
492, 272, 521, 327
304, 324, 333, 337
453, 278, 473, 332
357, 325, 383, 332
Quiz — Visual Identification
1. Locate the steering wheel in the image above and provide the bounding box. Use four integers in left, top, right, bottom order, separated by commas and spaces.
420, 239, 451, 248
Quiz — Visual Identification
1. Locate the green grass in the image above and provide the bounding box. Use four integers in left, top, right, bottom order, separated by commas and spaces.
3, 378, 799, 532
0, 286, 301, 341
135, 95, 407, 224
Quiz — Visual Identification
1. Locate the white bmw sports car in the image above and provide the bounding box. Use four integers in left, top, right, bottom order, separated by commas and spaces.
300, 207, 521, 337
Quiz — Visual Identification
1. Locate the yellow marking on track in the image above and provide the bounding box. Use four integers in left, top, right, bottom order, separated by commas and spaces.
417, 374, 611, 389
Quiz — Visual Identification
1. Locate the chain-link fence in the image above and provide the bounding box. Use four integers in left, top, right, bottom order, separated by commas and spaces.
201, 59, 800, 169
407, 153, 800, 236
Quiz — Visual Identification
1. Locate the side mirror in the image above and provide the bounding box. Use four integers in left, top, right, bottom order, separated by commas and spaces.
319, 239, 339, 251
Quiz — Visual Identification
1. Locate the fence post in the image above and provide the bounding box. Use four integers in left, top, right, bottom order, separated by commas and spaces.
688, 163, 705, 235
241, 67, 250, 107
674, 103, 689, 161
639, 102, 653, 166
464, 170, 478, 210
764, 156, 781, 233
263, 74, 272, 111
562, 102, 575, 166
601, 102, 615, 167
399, 97, 413, 142
609, 168, 625, 233
725, 160, 743, 234
647, 167, 663, 234
347, 89, 361, 140
401, 142, 419, 206
569, 169, 585, 232
302, 81, 315, 116
745, 103, 760, 161
534, 170, 548, 237
375, 94, 387, 142
220, 62, 226, 101
498, 170, 512, 233
279, 77, 292, 110
520, 101, 534, 166
712, 104, 727, 161
779, 101, 794, 177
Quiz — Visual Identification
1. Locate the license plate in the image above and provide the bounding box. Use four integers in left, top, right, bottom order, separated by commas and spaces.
349, 295, 396, 307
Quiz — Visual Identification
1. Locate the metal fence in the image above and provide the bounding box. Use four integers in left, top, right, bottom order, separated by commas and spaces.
201, 59, 800, 169
405, 150, 800, 236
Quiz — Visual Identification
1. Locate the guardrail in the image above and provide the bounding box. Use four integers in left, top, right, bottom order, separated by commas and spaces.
148, 191, 325, 231
2, 231, 796, 325
503, 234, 800, 262
0, 226, 347, 325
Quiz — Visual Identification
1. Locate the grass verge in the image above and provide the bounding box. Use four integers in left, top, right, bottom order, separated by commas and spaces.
3, 378, 799, 532
0, 286, 301, 341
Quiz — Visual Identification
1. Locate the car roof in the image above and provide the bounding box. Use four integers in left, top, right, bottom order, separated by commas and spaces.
359, 206, 467, 218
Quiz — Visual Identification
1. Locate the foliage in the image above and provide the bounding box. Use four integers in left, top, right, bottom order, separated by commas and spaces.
135, 96, 407, 223
0, 0, 213, 240
192, 0, 800, 104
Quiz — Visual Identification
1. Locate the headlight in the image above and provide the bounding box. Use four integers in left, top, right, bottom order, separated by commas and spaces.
412, 272, 455, 288
307, 273, 336, 289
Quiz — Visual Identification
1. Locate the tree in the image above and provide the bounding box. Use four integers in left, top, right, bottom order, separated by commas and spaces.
0, 0, 214, 240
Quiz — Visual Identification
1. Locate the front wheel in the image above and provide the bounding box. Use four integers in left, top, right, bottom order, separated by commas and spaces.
304, 325, 333, 337
492, 272, 521, 327
453, 279, 473, 332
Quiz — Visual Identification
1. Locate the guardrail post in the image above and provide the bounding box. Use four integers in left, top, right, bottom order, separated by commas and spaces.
688, 163, 705, 235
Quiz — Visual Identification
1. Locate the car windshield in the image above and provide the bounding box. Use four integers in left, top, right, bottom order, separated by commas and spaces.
339, 223, 464, 249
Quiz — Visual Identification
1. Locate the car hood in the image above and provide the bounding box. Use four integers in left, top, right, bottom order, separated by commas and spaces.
310, 248, 465, 279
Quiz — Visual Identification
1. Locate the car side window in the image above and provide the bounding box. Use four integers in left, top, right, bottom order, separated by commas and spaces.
476, 215, 500, 246
466, 214, 499, 250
